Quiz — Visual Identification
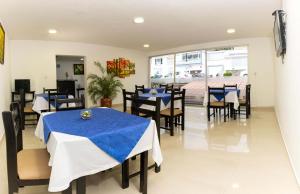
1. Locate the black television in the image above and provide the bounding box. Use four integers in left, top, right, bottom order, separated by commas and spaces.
272, 10, 286, 57
15, 79, 30, 92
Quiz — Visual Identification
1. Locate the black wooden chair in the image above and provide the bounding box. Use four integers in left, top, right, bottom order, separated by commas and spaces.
121, 96, 161, 193
55, 94, 85, 111
238, 84, 251, 118
160, 89, 185, 136
207, 86, 230, 122
131, 96, 161, 140
122, 89, 135, 114
2, 102, 51, 194
12, 90, 39, 126
135, 85, 145, 94
47, 91, 68, 112
224, 84, 238, 119
224, 84, 238, 90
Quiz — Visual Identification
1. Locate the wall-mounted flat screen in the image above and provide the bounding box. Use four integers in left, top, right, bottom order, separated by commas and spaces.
272, 10, 286, 57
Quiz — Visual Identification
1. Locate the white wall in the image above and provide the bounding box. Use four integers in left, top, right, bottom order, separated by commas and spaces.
56, 58, 85, 90
0, 22, 11, 140
148, 37, 275, 107
275, 0, 300, 184
10, 40, 148, 107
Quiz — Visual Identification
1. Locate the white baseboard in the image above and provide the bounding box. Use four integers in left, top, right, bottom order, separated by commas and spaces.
275, 110, 300, 186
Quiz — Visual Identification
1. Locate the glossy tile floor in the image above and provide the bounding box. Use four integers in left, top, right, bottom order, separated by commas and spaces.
1, 106, 300, 194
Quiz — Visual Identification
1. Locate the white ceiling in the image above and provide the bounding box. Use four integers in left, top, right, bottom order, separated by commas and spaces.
0, 0, 281, 51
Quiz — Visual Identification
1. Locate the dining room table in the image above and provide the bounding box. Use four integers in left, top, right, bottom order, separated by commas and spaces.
35, 107, 162, 194
32, 93, 74, 113
203, 88, 240, 110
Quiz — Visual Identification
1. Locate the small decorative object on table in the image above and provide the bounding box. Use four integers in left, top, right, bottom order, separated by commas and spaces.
150, 90, 157, 95
81, 109, 92, 120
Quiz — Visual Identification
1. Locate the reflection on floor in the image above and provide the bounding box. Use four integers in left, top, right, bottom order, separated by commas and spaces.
0, 106, 299, 194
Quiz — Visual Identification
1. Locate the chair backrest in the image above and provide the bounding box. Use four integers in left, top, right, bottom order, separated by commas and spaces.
43, 88, 57, 94
224, 84, 237, 90
12, 91, 35, 104
48, 91, 68, 112
122, 89, 135, 112
135, 85, 145, 93
2, 102, 24, 187
55, 94, 85, 111
208, 86, 226, 106
246, 84, 251, 106
170, 89, 186, 115
131, 96, 161, 141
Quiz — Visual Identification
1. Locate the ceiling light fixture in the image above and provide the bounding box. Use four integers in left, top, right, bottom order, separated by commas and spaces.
134, 17, 144, 24
227, 28, 236, 34
48, 29, 57, 34
143, 44, 150, 48
80, 58, 84, 61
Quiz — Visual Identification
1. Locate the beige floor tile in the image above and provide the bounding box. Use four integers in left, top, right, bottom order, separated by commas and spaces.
0, 107, 299, 194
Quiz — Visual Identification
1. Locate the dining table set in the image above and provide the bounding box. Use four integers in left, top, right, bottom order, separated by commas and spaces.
30, 90, 163, 194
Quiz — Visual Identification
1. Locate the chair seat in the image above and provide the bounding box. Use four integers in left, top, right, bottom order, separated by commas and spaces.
160, 108, 183, 116
24, 105, 34, 113
17, 149, 51, 180
239, 99, 246, 105
209, 101, 228, 107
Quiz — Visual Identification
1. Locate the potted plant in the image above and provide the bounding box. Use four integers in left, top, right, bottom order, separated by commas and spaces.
87, 62, 123, 107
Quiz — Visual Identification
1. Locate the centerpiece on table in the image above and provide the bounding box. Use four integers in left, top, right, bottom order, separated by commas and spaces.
87, 62, 123, 107
150, 90, 157, 96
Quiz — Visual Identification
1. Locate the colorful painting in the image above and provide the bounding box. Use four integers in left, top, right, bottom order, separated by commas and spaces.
107, 58, 135, 78
73, 64, 84, 75
0, 23, 5, 65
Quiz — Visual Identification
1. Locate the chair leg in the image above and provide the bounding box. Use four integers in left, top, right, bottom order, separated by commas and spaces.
170, 117, 174, 136
181, 115, 185, 131
175, 116, 178, 127
224, 108, 226, 122
207, 107, 210, 121
164, 117, 168, 128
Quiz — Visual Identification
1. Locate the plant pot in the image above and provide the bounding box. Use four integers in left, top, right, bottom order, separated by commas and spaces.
100, 98, 112, 108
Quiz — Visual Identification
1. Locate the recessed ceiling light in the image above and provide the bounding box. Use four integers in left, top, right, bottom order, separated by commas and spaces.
134, 17, 144, 24
227, 28, 236, 34
143, 44, 150, 48
48, 29, 57, 34
232, 183, 240, 189
80, 58, 84, 61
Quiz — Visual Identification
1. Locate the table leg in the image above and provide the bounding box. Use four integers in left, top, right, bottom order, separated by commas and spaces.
62, 185, 72, 194
76, 176, 86, 194
140, 151, 148, 194
155, 164, 161, 173
122, 159, 129, 189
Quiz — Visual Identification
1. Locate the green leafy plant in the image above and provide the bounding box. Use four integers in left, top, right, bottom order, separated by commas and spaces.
223, 71, 233, 77
87, 62, 123, 104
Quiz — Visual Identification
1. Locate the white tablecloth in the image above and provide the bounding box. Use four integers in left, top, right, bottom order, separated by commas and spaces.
35, 109, 163, 192
32, 94, 74, 113
139, 95, 181, 111
203, 90, 239, 109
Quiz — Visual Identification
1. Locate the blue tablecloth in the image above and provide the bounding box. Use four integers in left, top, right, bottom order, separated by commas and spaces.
210, 89, 240, 101
36, 93, 67, 107
43, 108, 151, 163
139, 93, 171, 106
144, 88, 165, 94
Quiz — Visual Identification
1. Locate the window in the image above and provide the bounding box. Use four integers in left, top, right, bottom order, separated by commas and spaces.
175, 50, 206, 84
150, 55, 174, 87
149, 46, 248, 104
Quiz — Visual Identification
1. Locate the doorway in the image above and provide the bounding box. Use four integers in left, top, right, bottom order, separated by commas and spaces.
56, 55, 85, 98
